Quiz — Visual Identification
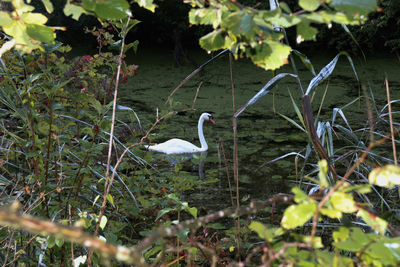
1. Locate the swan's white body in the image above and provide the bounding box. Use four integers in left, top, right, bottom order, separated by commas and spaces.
147, 113, 215, 154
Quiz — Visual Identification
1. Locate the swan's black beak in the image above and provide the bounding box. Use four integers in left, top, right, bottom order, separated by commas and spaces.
209, 117, 216, 124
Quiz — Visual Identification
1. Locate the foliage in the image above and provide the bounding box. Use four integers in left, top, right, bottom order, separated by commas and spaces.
187, 0, 378, 70
1, 0, 400, 266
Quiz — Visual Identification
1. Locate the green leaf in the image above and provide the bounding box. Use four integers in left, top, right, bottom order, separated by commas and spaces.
55, 237, 64, 247
221, 11, 255, 36
199, 30, 226, 51
281, 201, 316, 229
134, 0, 157, 12
0, 12, 13, 27
95, 0, 131, 20
106, 194, 114, 206
318, 159, 330, 188
292, 187, 309, 203
47, 236, 56, 248
296, 20, 318, 43
189, 8, 220, 28
13, 0, 35, 13
250, 41, 291, 70
63, 1, 85, 21
320, 208, 342, 219
299, 0, 321, 11
357, 209, 388, 235
100, 215, 107, 230
82, 0, 96, 11
41, 0, 54, 13
292, 50, 316, 76
330, 192, 357, 213
187, 207, 197, 219
250, 221, 283, 242
37, 121, 50, 135
369, 164, 400, 188
156, 207, 174, 221
333, 227, 349, 242
330, 0, 377, 17
26, 24, 54, 44
302, 236, 323, 248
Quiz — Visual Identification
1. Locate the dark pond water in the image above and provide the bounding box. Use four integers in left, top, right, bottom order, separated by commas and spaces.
118, 47, 400, 211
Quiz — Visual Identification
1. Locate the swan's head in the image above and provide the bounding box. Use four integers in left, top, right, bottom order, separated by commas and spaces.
201, 113, 215, 124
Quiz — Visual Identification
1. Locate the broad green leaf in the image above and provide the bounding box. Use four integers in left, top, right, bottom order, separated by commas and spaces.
100, 215, 107, 230
250, 41, 291, 70
13, 0, 35, 13
221, 11, 256, 36
95, 0, 131, 20
369, 164, 400, 188
330, 192, 357, 213
82, 0, 96, 11
134, 0, 157, 12
357, 209, 388, 235
3, 21, 30, 45
292, 187, 309, 203
37, 121, 50, 135
47, 236, 56, 248
296, 20, 317, 43
189, 8, 220, 28
259, 9, 301, 28
281, 201, 316, 229
26, 24, 54, 44
187, 207, 197, 219
250, 221, 283, 242
156, 207, 174, 221
55, 237, 64, 247
330, 0, 377, 17
333, 227, 349, 242
63, 1, 85, 21
302, 236, 323, 248
199, 30, 226, 51
299, 0, 321, 11
320, 208, 342, 219
0, 12, 13, 27
41, 0, 54, 13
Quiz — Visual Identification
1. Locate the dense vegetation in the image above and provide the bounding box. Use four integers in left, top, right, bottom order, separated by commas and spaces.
1, 0, 400, 266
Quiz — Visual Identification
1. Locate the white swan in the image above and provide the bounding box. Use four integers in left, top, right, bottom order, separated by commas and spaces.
146, 113, 215, 154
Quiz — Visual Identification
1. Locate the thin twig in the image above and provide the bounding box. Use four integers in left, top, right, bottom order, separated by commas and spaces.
385, 77, 399, 197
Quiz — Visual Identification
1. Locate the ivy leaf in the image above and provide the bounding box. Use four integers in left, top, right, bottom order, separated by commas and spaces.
250, 41, 291, 70
281, 201, 316, 229
299, 0, 321, 11
95, 0, 132, 20
330, 192, 357, 213
47, 236, 56, 248
0, 12, 13, 27
330, 0, 377, 17
333, 227, 350, 242
26, 24, 55, 44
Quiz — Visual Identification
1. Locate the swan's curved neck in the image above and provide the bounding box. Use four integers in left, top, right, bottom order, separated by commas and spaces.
198, 116, 207, 151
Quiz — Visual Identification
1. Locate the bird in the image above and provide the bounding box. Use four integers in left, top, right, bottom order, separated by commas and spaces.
146, 113, 215, 154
